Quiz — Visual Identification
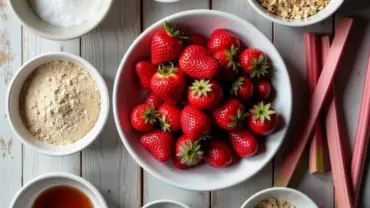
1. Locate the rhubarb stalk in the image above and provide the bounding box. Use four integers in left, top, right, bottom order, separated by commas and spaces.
305, 33, 326, 174
274, 18, 353, 187
350, 54, 370, 207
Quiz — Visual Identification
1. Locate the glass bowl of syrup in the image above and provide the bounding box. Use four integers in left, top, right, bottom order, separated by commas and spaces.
10, 173, 107, 208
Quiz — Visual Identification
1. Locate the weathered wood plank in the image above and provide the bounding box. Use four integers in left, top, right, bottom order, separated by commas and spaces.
273, 20, 334, 208
81, 0, 141, 207
22, 30, 81, 183
210, 1, 273, 207
142, 1, 211, 207
0, 1, 22, 207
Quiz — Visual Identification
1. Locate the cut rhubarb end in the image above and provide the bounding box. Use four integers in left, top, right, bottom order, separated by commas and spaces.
274, 18, 353, 187
351, 54, 370, 207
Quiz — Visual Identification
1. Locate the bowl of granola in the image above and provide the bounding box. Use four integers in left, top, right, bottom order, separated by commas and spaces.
248, 0, 344, 27
241, 187, 318, 208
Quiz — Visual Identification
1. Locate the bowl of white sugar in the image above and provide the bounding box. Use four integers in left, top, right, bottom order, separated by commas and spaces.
6, 52, 109, 156
8, 0, 113, 40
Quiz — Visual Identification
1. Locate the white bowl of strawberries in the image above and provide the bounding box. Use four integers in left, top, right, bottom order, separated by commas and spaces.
113, 10, 292, 191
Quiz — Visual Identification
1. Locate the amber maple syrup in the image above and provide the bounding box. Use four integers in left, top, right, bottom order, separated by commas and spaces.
32, 185, 93, 208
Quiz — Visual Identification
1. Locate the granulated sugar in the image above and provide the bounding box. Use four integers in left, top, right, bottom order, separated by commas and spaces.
19, 60, 101, 145
29, 0, 103, 27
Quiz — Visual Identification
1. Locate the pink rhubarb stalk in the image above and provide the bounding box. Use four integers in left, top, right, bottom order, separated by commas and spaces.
350, 54, 370, 207
274, 18, 353, 187
305, 33, 326, 174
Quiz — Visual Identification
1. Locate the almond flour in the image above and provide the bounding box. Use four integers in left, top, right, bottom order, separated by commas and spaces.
19, 60, 100, 145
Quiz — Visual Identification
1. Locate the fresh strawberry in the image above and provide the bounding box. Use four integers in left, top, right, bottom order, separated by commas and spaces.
213, 45, 240, 72
179, 45, 219, 79
239, 48, 269, 78
140, 130, 173, 162
181, 105, 212, 138
205, 139, 233, 168
135, 61, 157, 89
207, 29, 240, 53
228, 129, 258, 158
255, 80, 273, 101
175, 135, 204, 167
130, 104, 158, 132
212, 99, 246, 131
158, 103, 182, 132
248, 102, 279, 135
151, 22, 187, 65
188, 79, 223, 110
150, 63, 186, 105
187, 33, 208, 47
231, 75, 254, 102
173, 159, 191, 170
142, 92, 163, 109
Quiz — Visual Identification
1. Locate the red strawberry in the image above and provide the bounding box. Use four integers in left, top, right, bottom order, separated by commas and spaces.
228, 129, 258, 158
248, 102, 279, 135
151, 22, 187, 65
205, 139, 233, 168
213, 45, 240, 72
175, 135, 204, 167
212, 99, 246, 131
140, 130, 173, 162
142, 92, 163, 109
188, 79, 223, 110
135, 61, 157, 89
181, 105, 212, 138
150, 63, 186, 105
187, 33, 208, 47
130, 104, 158, 132
255, 80, 273, 101
207, 29, 240, 53
158, 103, 182, 132
179, 45, 219, 79
239, 48, 269, 78
231, 75, 254, 102
173, 159, 191, 170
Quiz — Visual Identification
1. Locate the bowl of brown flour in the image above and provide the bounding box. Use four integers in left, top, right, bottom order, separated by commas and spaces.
7, 52, 109, 156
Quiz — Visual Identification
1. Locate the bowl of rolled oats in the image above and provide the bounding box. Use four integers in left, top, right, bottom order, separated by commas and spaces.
241, 187, 318, 208
248, 0, 344, 27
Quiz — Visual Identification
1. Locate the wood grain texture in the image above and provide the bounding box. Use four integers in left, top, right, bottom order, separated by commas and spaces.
210, 1, 273, 207
0, 2, 22, 207
81, 0, 141, 207
273, 21, 334, 208
22, 29, 81, 183
142, 1, 211, 207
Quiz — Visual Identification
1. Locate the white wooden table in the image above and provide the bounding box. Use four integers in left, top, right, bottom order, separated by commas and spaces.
1, 0, 370, 207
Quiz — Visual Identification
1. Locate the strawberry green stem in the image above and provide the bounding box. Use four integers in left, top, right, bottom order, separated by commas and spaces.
163, 21, 188, 39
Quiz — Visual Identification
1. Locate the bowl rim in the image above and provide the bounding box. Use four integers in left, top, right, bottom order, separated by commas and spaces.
6, 52, 110, 156
7, 0, 114, 40
113, 9, 292, 191
142, 199, 189, 208
240, 187, 319, 208
9, 172, 108, 208
247, 0, 345, 27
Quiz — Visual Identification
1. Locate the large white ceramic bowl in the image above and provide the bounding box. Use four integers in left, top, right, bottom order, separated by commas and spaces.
241, 187, 318, 208
8, 0, 113, 40
7, 52, 109, 156
10, 173, 108, 208
248, 0, 344, 27
113, 10, 292, 191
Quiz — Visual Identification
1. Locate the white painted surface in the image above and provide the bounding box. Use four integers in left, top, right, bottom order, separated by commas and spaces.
1, 0, 370, 207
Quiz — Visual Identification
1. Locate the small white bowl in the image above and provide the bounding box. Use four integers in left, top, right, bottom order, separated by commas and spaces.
113, 10, 292, 191
241, 187, 318, 208
10, 172, 108, 208
8, 0, 113, 40
142, 199, 189, 208
248, 0, 344, 27
7, 52, 109, 156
